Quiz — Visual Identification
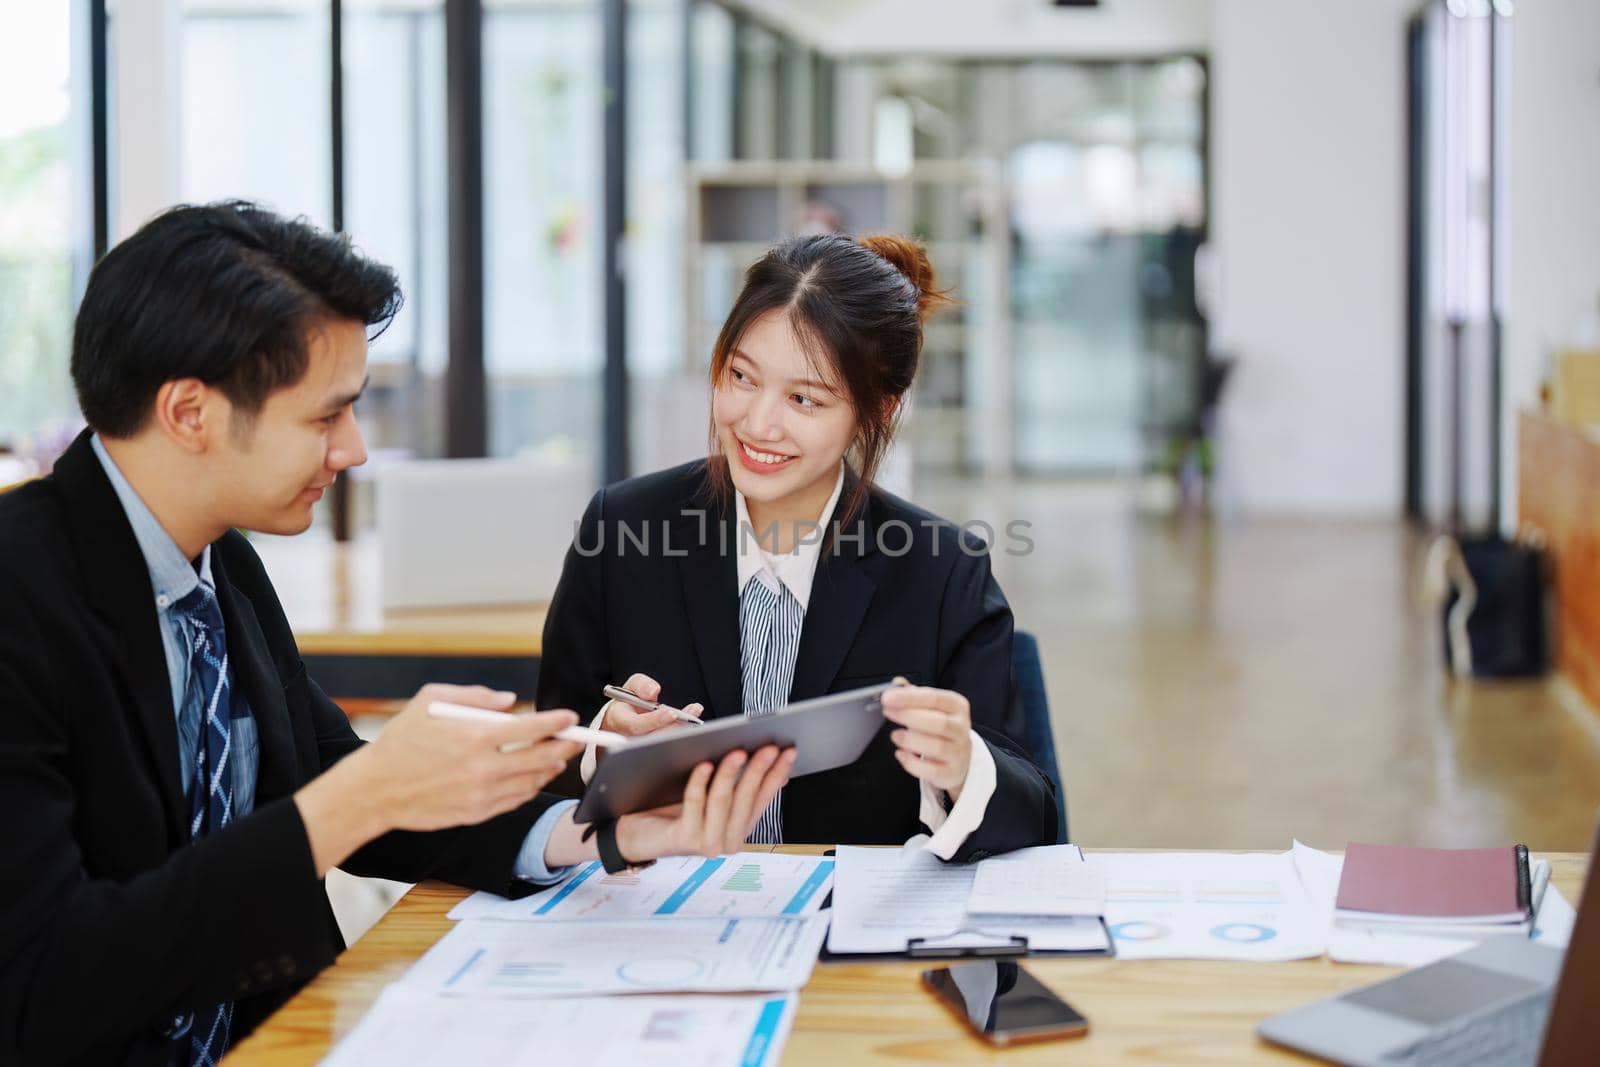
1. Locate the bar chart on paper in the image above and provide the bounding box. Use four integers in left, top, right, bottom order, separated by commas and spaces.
449, 852, 834, 922
723, 863, 764, 893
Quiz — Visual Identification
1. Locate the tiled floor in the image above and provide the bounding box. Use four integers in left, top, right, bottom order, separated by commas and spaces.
916, 477, 1600, 854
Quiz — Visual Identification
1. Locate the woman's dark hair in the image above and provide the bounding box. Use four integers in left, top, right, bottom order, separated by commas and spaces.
72, 200, 402, 438
705, 232, 951, 524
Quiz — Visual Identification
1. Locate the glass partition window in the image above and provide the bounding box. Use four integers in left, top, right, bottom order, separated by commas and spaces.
344, 0, 448, 463
482, 0, 603, 467
180, 0, 332, 225
628, 0, 703, 473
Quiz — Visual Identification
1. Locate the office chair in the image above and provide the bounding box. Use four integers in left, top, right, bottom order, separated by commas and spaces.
1011, 629, 1068, 844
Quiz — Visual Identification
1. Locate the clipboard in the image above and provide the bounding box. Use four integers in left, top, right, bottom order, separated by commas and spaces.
574, 684, 892, 823
811, 852, 1117, 962
818, 919, 1118, 963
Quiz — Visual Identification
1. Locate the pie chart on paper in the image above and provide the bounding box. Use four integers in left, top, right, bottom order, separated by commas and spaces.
1110, 921, 1172, 942
616, 956, 708, 987
1210, 923, 1277, 944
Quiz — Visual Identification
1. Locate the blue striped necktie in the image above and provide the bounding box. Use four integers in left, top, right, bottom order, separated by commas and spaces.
172, 584, 235, 1067
739, 577, 804, 844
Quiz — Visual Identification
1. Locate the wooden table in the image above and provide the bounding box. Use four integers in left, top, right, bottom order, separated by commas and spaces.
226, 847, 1587, 1065
251, 535, 545, 707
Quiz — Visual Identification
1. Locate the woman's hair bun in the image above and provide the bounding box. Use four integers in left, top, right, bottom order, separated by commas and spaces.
858, 234, 953, 322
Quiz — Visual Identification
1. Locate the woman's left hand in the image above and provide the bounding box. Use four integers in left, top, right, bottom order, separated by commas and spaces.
881, 683, 973, 800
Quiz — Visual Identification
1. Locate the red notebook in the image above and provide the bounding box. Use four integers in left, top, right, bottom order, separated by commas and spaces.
1335, 843, 1532, 923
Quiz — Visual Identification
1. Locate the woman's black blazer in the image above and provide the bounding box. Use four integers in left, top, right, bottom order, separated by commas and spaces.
537, 461, 1058, 861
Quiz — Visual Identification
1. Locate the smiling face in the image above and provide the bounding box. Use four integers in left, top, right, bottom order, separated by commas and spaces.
711, 308, 857, 519
209, 317, 371, 535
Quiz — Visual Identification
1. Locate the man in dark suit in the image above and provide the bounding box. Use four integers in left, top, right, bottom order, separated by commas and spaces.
0, 202, 791, 1066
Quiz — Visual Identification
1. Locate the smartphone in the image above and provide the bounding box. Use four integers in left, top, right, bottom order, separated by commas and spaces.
921, 962, 1089, 1047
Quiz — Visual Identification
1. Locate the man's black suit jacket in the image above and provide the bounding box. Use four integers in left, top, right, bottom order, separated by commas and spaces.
0, 433, 561, 1066
538, 461, 1058, 861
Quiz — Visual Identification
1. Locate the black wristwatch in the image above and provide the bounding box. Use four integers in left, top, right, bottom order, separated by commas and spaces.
584, 818, 656, 875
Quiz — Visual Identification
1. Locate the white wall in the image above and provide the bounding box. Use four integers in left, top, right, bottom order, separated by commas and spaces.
731, 0, 1210, 58
1504, 0, 1600, 528
1208, 0, 1412, 516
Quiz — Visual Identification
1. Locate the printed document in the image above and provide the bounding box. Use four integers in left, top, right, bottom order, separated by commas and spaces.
827, 844, 1110, 955
967, 844, 1106, 917
1096, 851, 1325, 961
322, 986, 796, 1067
402, 914, 828, 997
450, 852, 834, 922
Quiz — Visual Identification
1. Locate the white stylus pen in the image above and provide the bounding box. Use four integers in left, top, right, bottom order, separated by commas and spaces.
427, 701, 630, 752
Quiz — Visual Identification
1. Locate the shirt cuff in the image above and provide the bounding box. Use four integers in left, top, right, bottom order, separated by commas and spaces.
511, 798, 580, 884
919, 731, 997, 861
578, 703, 610, 785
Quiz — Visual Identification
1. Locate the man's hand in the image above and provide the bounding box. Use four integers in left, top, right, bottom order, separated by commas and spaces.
364, 684, 583, 830
295, 684, 582, 875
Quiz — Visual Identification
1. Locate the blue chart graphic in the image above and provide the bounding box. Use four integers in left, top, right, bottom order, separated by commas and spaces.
1110, 921, 1172, 942
656, 858, 726, 915
739, 999, 788, 1067
782, 860, 834, 915
534, 862, 602, 915
1210, 923, 1277, 944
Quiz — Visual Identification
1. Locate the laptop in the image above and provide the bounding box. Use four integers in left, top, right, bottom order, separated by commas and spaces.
1258, 824, 1600, 1067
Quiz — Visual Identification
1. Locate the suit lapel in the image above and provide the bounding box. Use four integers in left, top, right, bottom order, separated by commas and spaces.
790, 478, 878, 700
675, 506, 743, 720
52, 432, 188, 843
789, 543, 876, 701
214, 553, 298, 802
114, 602, 189, 844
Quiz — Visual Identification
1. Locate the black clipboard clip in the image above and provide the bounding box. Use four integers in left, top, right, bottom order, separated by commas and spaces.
905, 931, 1030, 959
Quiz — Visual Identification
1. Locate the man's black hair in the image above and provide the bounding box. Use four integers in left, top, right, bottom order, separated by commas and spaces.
71, 200, 402, 437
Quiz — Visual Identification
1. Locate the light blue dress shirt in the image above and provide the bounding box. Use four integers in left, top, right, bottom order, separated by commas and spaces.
90, 436, 574, 885
92, 435, 260, 813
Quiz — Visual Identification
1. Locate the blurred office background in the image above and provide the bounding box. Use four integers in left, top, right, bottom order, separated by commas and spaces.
5, 0, 1600, 924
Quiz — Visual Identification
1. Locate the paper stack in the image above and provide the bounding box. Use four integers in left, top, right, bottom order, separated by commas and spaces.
324, 852, 835, 1067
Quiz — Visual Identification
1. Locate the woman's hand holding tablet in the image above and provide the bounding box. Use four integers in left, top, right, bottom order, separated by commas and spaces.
881, 681, 975, 801
575, 684, 891, 822
615, 745, 798, 859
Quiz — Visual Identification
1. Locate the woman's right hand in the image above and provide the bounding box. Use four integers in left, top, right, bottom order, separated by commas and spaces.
601, 672, 704, 738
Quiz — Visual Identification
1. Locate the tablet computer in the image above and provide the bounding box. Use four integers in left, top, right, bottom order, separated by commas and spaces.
573, 683, 892, 823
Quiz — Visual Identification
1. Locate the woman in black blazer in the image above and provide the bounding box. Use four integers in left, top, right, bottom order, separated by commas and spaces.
538, 234, 1057, 862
